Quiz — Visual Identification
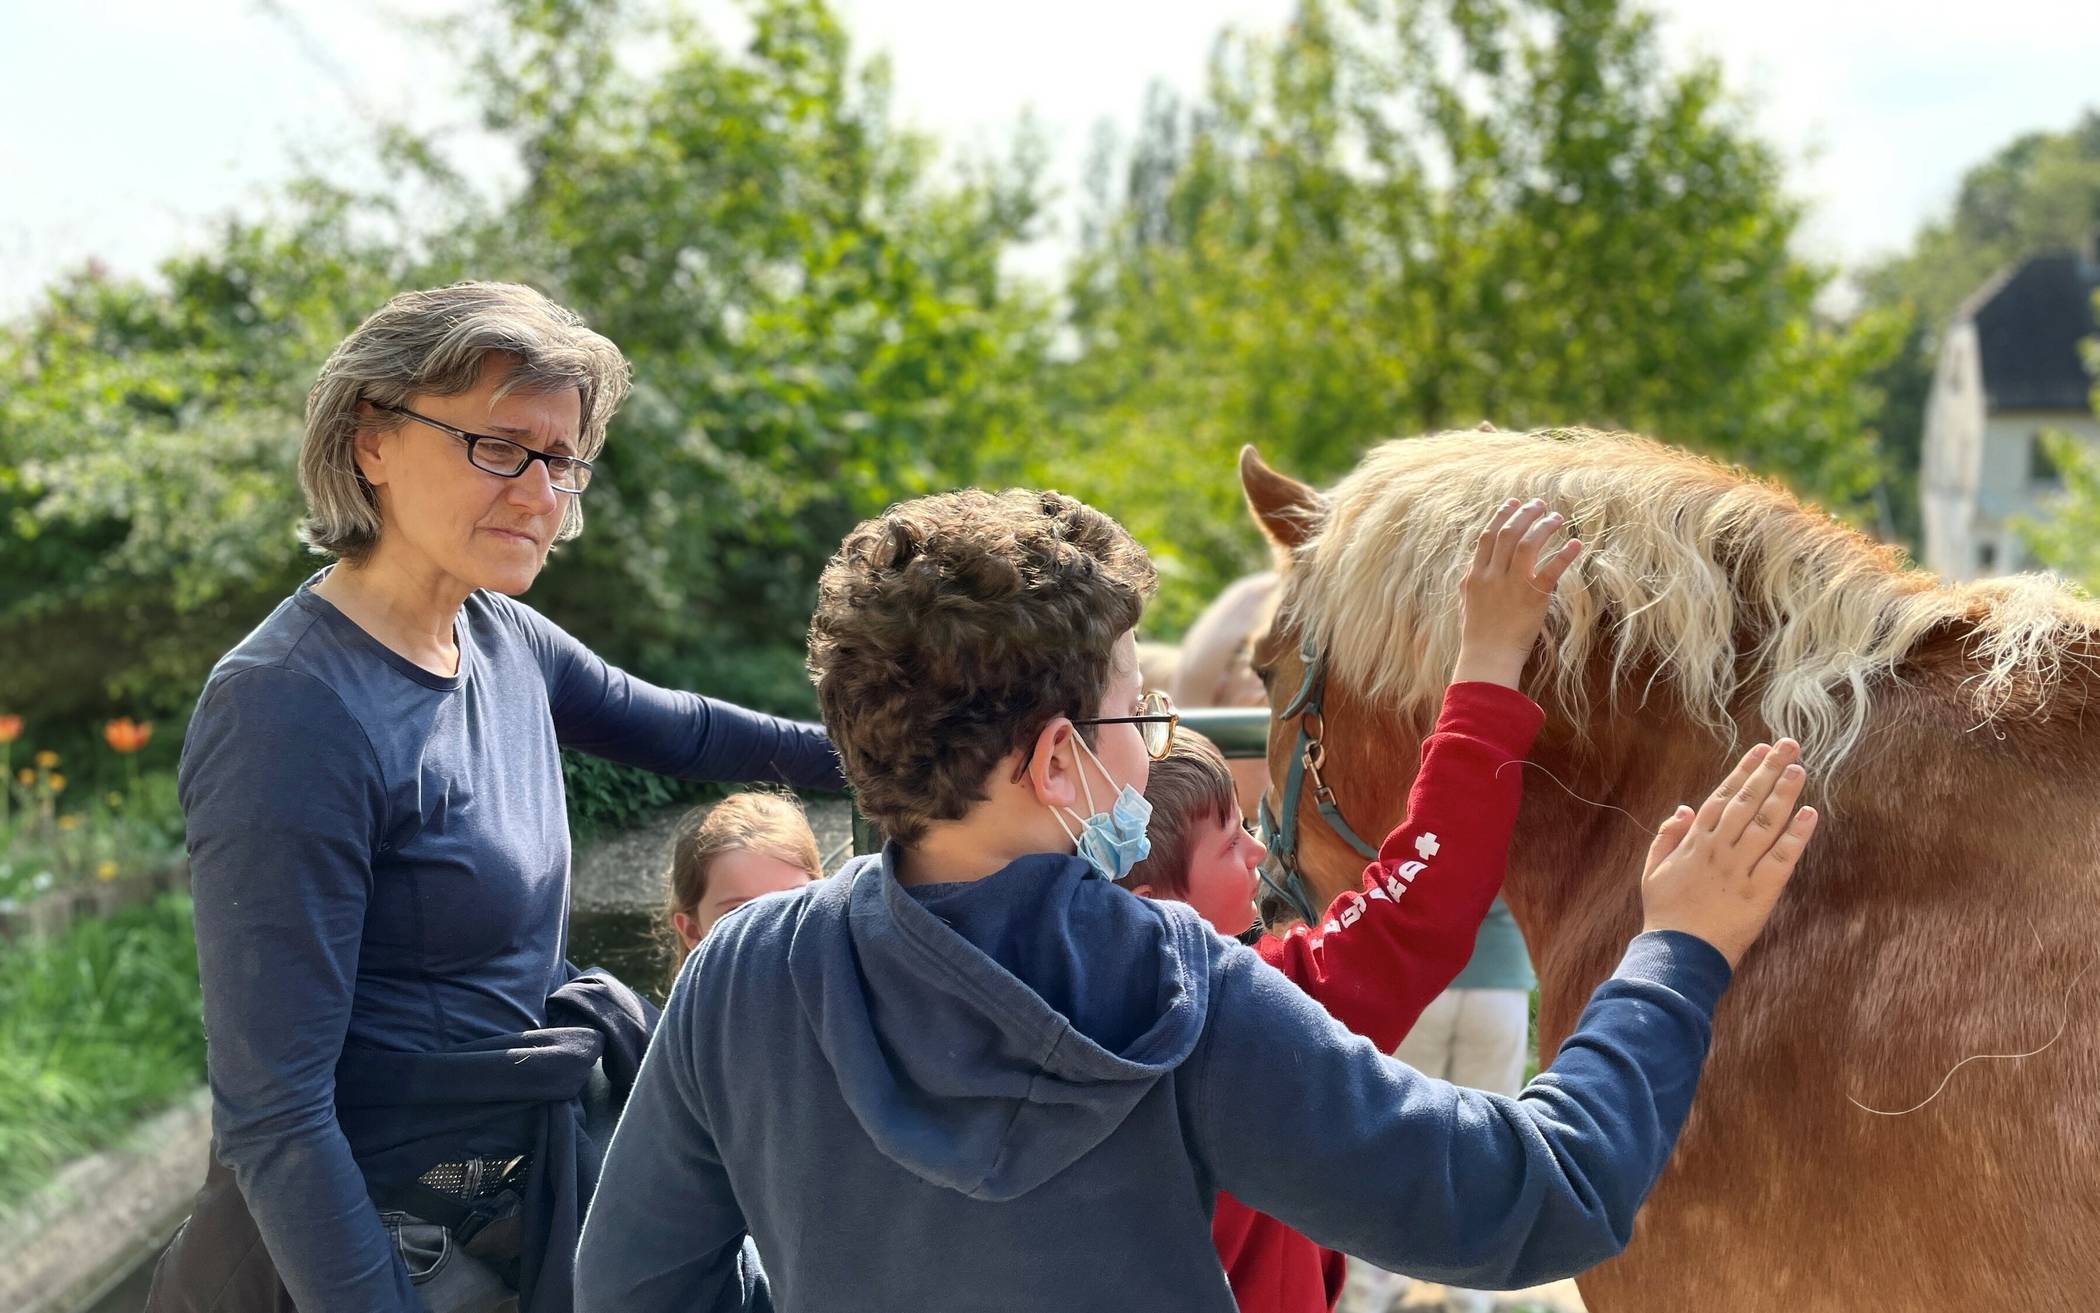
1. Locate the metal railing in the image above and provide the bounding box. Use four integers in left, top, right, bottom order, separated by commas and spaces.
1177, 707, 1271, 756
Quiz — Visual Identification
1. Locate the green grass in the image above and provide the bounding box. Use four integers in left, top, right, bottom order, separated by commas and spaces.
0, 893, 205, 1201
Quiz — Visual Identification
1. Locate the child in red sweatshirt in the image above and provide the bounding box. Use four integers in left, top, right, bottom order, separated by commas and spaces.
1117, 496, 1579, 1312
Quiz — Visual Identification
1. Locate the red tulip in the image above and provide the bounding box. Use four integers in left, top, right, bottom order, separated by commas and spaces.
0, 715, 20, 744
104, 718, 153, 754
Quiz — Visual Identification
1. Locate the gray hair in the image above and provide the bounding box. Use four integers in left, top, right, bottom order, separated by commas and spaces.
298, 281, 633, 562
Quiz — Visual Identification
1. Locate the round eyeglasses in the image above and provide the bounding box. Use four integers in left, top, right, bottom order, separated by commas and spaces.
1074, 690, 1180, 760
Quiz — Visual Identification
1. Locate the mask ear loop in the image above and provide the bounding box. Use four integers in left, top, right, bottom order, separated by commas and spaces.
1050, 806, 1083, 848
1075, 734, 1117, 803
1071, 731, 1107, 815
1050, 726, 1106, 841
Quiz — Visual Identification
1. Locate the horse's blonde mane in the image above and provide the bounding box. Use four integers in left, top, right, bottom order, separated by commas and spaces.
1283, 428, 2100, 774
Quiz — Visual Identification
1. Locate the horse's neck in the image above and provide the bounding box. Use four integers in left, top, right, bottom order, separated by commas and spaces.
1505, 651, 2100, 1012
1497, 713, 1705, 986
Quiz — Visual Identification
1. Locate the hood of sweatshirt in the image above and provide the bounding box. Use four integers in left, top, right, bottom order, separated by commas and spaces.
787, 846, 1218, 1201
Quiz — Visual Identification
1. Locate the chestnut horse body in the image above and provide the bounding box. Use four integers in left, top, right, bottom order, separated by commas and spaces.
1242, 429, 2100, 1310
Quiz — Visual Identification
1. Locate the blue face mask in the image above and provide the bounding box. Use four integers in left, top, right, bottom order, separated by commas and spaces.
1051, 735, 1153, 881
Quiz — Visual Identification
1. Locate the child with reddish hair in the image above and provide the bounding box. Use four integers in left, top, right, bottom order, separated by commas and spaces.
1120, 499, 1570, 1312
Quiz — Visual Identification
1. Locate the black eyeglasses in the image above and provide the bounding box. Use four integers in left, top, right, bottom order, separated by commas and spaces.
375, 403, 595, 494
1075, 690, 1180, 760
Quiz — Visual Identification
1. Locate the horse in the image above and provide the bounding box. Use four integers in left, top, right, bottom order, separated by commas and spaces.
1238, 427, 2100, 1311
1137, 640, 1185, 707
1168, 571, 1281, 813
1170, 571, 1280, 712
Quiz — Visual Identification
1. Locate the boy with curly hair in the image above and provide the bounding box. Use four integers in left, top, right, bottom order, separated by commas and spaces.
578, 489, 1817, 1312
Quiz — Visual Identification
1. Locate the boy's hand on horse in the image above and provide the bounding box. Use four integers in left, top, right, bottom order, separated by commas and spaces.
1640, 740, 1819, 969
1453, 498, 1584, 690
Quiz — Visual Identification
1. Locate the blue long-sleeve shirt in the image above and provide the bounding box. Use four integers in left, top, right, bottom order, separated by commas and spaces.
178, 576, 842, 1313
577, 849, 1731, 1312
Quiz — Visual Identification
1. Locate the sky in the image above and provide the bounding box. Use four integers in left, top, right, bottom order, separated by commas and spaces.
3, 0, 2097, 316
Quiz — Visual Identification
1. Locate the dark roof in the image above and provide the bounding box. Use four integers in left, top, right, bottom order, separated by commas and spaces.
1959, 251, 2100, 412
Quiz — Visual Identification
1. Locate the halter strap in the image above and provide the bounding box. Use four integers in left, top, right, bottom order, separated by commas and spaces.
1256, 636, 1379, 929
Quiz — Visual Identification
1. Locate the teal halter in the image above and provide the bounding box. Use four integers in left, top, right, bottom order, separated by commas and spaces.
1256, 636, 1382, 928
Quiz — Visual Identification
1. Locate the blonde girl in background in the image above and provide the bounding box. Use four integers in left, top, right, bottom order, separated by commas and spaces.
664, 791, 823, 955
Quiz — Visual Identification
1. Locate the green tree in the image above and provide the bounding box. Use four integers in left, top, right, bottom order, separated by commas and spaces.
2018, 304, 2100, 584
4, 0, 1917, 743
445, 0, 1058, 707
0, 197, 409, 728
1053, 0, 1900, 632
1859, 111, 2100, 547
0, 0, 1056, 740
1862, 115, 2100, 332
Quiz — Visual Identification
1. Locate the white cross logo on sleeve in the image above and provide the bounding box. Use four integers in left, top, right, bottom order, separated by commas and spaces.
1415, 832, 1440, 860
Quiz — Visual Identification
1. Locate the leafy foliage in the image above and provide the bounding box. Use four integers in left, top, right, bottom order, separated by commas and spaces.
1053, 0, 1900, 627
0, 198, 413, 726
1, 0, 1053, 737
4, 0, 1907, 744
1, 766, 184, 905
443, 0, 1059, 704
1858, 110, 2100, 548
561, 749, 690, 841
2017, 325, 2100, 583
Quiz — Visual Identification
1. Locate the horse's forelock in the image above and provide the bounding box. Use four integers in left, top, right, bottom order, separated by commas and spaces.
1281, 427, 2100, 777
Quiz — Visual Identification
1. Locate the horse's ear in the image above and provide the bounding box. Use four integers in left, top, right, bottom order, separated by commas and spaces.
1239, 446, 1326, 552
1476, 420, 1497, 433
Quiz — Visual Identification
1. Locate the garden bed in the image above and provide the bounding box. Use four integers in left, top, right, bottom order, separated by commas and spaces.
0, 862, 190, 943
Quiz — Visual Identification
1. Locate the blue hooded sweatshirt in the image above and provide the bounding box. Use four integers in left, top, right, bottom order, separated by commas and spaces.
576, 848, 1731, 1312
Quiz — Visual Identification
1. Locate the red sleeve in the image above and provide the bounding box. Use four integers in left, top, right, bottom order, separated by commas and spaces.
1257, 680, 1542, 1051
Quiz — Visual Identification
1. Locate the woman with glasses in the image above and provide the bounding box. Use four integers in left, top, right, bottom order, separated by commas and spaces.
149, 282, 842, 1313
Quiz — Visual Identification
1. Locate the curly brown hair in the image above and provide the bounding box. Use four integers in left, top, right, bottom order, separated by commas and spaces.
808, 489, 1157, 844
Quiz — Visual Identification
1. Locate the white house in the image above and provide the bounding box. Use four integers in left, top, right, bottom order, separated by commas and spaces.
1920, 247, 2100, 580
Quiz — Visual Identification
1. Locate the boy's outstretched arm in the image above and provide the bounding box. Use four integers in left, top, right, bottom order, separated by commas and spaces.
1202, 742, 1816, 1288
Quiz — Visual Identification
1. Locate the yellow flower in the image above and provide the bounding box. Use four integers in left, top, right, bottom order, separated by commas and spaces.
57, 814, 80, 830
47, 773, 66, 793
96, 860, 119, 881
34, 750, 59, 769
14, 768, 29, 786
